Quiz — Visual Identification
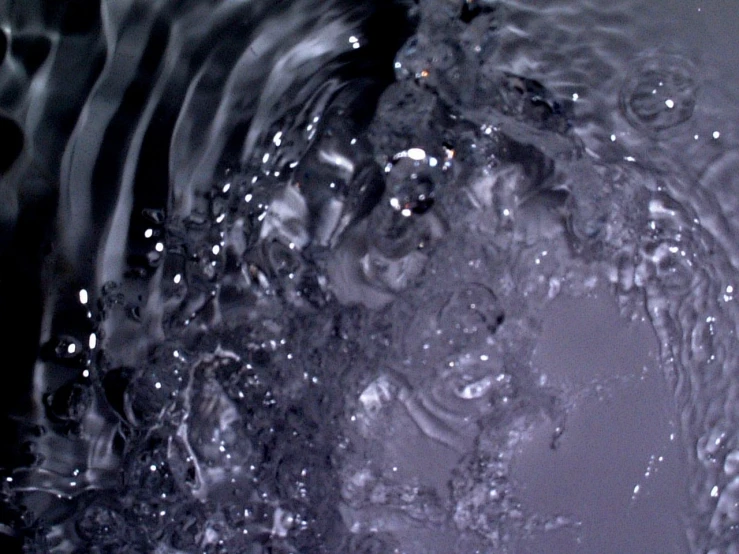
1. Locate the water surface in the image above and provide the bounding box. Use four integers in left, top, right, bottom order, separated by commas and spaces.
1, 0, 739, 552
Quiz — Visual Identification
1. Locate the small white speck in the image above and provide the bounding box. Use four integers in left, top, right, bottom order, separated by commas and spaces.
610, 134, 616, 142
150, 464, 157, 472
212, 244, 221, 255
349, 35, 358, 43
245, 193, 253, 202
665, 99, 675, 109
222, 182, 231, 193
79, 289, 88, 305
88, 334, 96, 350
155, 242, 164, 252
262, 153, 270, 163
144, 228, 153, 238
155, 382, 162, 389
82, 369, 90, 378
713, 131, 721, 139
401, 208, 412, 217
711, 485, 719, 497
633, 484, 640, 494
174, 273, 181, 284
727, 285, 734, 294
480, 354, 489, 361
67, 343, 76, 355
572, 93, 579, 101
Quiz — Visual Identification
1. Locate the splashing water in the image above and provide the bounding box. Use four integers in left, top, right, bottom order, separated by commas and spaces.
2, 0, 739, 552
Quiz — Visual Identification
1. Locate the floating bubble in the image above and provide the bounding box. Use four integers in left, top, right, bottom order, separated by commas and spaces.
386, 149, 441, 215
620, 54, 698, 132
43, 381, 92, 423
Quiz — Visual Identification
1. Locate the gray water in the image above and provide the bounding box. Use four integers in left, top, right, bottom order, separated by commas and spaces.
1, 0, 739, 552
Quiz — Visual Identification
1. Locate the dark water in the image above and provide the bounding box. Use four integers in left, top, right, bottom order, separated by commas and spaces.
1, 0, 739, 552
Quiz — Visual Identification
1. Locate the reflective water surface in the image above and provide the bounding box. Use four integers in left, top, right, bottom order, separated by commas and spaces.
1, 0, 739, 552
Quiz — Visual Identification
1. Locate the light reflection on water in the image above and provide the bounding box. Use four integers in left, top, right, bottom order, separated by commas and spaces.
1, 0, 739, 552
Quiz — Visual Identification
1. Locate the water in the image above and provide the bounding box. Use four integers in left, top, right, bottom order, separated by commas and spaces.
1, 0, 739, 552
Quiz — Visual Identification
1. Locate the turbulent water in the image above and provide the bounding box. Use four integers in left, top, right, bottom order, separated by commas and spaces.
1, 0, 739, 552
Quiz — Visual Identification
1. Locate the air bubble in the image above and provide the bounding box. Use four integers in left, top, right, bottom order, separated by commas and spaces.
620, 54, 698, 132
44, 381, 92, 422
